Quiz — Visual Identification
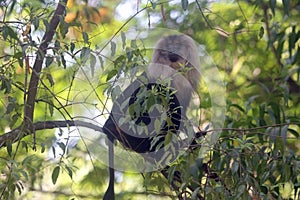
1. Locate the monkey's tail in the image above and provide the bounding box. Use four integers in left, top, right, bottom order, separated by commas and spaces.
103, 136, 115, 200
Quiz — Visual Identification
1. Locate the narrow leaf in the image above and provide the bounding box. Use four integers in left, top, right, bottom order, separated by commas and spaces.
110, 41, 116, 57
259, 26, 264, 39
121, 31, 126, 49
98, 55, 104, 68
154, 118, 161, 133
48, 99, 54, 116
7, 143, 12, 157
151, 1, 156, 9
106, 69, 118, 81
65, 166, 73, 179
61, 54, 66, 68
45, 57, 54, 67
181, 0, 189, 10
80, 47, 90, 63
70, 42, 75, 53
52, 166, 60, 185
90, 54, 96, 77
282, 0, 290, 16
165, 132, 172, 146
269, 0, 276, 15
82, 32, 89, 44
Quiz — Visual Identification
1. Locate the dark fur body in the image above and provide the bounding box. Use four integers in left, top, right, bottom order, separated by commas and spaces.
103, 35, 200, 200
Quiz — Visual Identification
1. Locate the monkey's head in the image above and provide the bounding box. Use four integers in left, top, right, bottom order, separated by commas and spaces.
147, 34, 200, 110
151, 35, 199, 67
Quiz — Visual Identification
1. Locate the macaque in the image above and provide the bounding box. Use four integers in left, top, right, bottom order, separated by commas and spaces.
103, 34, 200, 200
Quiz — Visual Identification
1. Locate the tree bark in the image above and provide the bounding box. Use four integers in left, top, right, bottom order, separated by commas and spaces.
24, 0, 68, 130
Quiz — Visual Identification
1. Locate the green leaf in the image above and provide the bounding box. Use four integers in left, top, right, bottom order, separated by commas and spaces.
121, 31, 126, 49
45, 56, 54, 67
280, 124, 288, 144
231, 160, 239, 173
48, 99, 54, 117
43, 19, 49, 32
13, 52, 23, 59
7, 143, 12, 157
70, 42, 75, 53
230, 103, 245, 113
236, 184, 246, 197
288, 128, 299, 137
164, 132, 172, 146
82, 32, 89, 44
10, 113, 19, 127
245, 95, 259, 113
276, 36, 284, 58
106, 69, 118, 81
21, 141, 28, 152
126, 47, 133, 61
46, 72, 55, 86
32, 17, 40, 30
59, 20, 69, 39
259, 26, 264, 39
57, 142, 66, 152
1, 78, 11, 94
200, 96, 212, 109
61, 54, 66, 68
151, 1, 156, 9
191, 187, 201, 199
269, 101, 281, 124
41, 143, 46, 153
259, 104, 267, 126
90, 54, 96, 77
154, 118, 161, 133
51, 146, 56, 158
291, 46, 300, 65
98, 55, 104, 68
2, 25, 18, 40
52, 166, 60, 185
130, 39, 137, 48
6, 103, 15, 114
80, 47, 90, 63
288, 26, 297, 58
54, 40, 60, 48
269, 0, 276, 15
181, 0, 189, 10
111, 85, 121, 101
65, 166, 73, 179
282, 0, 290, 16
189, 163, 198, 178
110, 41, 116, 57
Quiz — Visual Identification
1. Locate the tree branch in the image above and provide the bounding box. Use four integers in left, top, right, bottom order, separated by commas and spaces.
0, 120, 103, 148
24, 0, 68, 128
1, 119, 298, 149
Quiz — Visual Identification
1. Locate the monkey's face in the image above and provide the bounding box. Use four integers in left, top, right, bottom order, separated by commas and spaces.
151, 35, 196, 71
147, 34, 200, 92
155, 50, 190, 70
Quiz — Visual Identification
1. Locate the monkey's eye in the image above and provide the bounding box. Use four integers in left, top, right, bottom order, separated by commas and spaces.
159, 50, 168, 56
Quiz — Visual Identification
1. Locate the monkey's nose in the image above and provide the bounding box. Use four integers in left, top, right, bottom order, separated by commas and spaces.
168, 52, 179, 62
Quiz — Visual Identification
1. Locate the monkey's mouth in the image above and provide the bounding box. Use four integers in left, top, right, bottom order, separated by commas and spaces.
168, 52, 180, 62
157, 50, 190, 70
169, 54, 190, 70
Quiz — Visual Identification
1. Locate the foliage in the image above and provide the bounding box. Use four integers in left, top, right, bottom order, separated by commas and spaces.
0, 0, 299, 199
